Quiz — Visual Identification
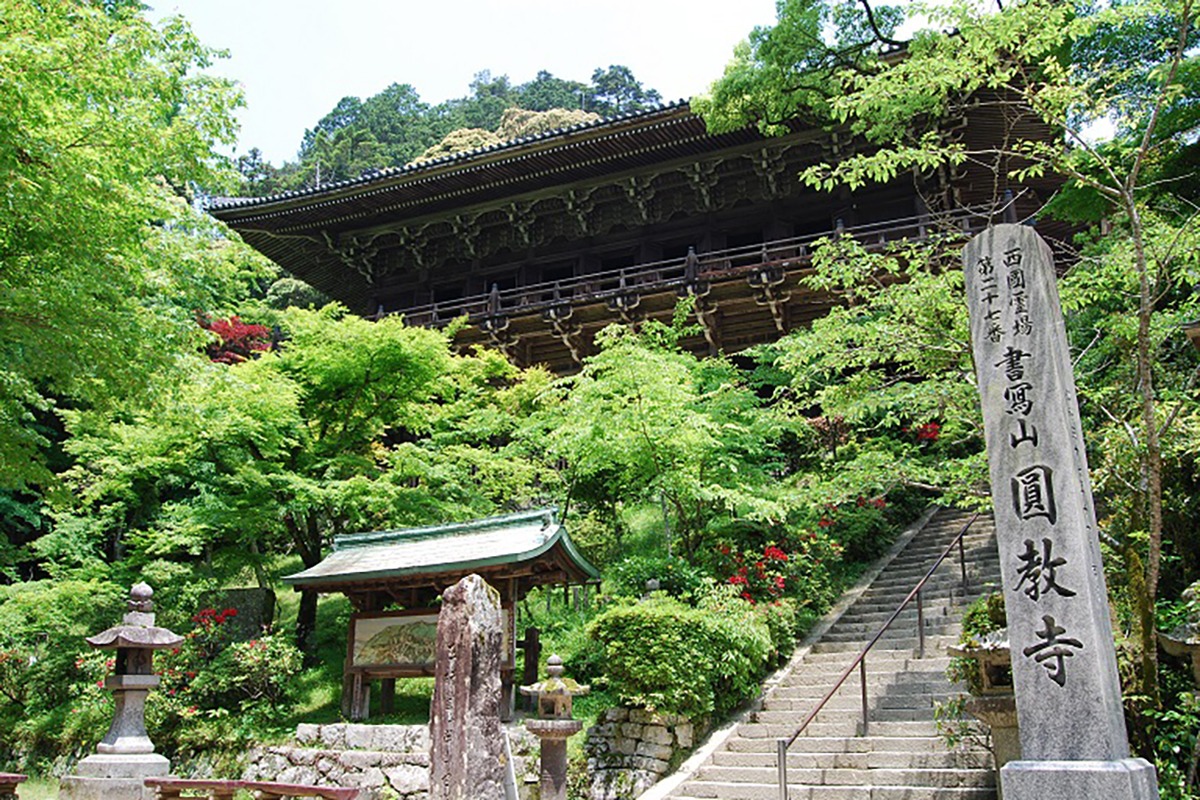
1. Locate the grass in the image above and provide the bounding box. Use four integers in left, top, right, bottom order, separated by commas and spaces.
16, 776, 57, 799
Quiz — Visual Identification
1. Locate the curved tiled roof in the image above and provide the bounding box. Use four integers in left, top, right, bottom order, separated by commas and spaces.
283, 508, 600, 590
209, 100, 691, 212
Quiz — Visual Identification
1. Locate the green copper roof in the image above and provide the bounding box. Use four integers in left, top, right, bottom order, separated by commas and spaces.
283, 508, 600, 588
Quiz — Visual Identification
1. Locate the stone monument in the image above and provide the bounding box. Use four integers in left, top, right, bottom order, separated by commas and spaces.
60, 583, 183, 800
964, 224, 1157, 800
428, 574, 516, 800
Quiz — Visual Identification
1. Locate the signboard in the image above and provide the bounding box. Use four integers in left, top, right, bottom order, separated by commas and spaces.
347, 607, 515, 674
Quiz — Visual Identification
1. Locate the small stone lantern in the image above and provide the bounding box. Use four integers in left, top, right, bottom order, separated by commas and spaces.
1158, 580, 1200, 685
948, 628, 1020, 787
60, 583, 183, 800
520, 655, 589, 800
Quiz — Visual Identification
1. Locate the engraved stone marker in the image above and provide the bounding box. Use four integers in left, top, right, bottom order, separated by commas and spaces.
429, 574, 512, 800
964, 224, 1156, 800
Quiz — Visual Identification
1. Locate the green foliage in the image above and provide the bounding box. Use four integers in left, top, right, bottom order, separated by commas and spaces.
260, 66, 661, 194
529, 323, 787, 556
693, 0, 900, 134
0, 0, 246, 488
605, 555, 707, 601
587, 588, 772, 719
752, 233, 987, 512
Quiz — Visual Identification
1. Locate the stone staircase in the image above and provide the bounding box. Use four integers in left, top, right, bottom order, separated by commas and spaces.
658, 508, 1002, 800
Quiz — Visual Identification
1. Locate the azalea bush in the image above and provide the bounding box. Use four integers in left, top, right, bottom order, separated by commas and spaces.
151, 607, 303, 761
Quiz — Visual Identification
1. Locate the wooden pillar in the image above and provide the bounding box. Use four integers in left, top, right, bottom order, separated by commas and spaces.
350, 672, 370, 721
380, 678, 396, 716
518, 626, 542, 712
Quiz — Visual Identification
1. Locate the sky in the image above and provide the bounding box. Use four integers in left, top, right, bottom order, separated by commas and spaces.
146, 0, 781, 166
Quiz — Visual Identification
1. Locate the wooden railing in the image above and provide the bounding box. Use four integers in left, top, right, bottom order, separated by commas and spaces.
383, 208, 991, 328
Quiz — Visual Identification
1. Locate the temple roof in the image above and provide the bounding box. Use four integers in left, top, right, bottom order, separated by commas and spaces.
210, 100, 694, 214
283, 508, 600, 592
206, 101, 795, 313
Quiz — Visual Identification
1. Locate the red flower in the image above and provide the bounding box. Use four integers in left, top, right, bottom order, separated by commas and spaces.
916, 422, 941, 441
818, 517, 834, 528
719, 545, 731, 555
764, 546, 788, 562
872, 497, 887, 509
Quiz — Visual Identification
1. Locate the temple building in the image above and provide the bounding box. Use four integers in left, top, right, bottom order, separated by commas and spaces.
210, 98, 1058, 372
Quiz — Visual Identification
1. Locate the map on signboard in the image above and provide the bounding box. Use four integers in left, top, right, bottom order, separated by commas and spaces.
351, 613, 439, 668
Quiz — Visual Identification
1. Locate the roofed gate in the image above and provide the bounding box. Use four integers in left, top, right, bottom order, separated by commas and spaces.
285, 508, 599, 720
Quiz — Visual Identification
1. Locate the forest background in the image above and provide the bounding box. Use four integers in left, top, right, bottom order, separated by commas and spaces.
0, 0, 1198, 797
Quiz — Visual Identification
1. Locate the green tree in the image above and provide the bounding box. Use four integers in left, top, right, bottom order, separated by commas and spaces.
0, 0, 244, 489
51, 309, 550, 658
588, 65, 663, 115
517, 70, 588, 112
528, 323, 784, 557
699, 0, 1200, 762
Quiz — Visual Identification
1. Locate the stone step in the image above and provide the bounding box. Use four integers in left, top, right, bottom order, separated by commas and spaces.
761, 692, 958, 714
771, 678, 950, 696
810, 634, 960, 651
735, 720, 941, 739
790, 653, 953, 670
750, 705, 944, 725
710, 749, 993, 771
660, 510, 998, 800
724, 736, 952, 755
692, 766, 995, 788
671, 782, 997, 800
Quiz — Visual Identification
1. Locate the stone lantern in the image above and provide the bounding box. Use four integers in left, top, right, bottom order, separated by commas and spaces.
1159, 579, 1200, 685
1184, 318, 1200, 352
60, 583, 183, 800
520, 655, 589, 800
948, 628, 1020, 789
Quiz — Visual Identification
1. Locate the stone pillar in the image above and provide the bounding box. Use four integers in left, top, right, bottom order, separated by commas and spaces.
964, 225, 1157, 800
429, 574, 510, 800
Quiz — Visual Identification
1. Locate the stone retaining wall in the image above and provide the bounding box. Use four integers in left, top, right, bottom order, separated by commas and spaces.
244, 724, 540, 800
583, 708, 701, 800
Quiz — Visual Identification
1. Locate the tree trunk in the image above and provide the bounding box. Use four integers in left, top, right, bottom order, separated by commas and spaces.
296, 588, 320, 667
1128, 200, 1162, 710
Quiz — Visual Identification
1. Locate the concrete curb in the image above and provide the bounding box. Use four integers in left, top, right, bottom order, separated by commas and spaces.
634, 505, 944, 800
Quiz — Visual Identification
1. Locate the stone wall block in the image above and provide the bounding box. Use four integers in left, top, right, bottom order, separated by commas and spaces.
642, 725, 672, 746
628, 709, 654, 725
619, 722, 643, 739
296, 724, 320, 745
386, 764, 431, 794
319, 724, 347, 750
635, 741, 673, 761
339, 750, 382, 770
674, 723, 694, 748
290, 748, 319, 767
344, 725, 376, 750
604, 708, 629, 723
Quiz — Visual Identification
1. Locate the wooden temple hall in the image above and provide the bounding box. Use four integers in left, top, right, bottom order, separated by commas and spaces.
283, 508, 599, 720
209, 99, 1059, 372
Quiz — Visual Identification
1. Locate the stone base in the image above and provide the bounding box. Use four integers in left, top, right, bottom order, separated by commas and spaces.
1001, 758, 1158, 800
59, 776, 157, 800
60, 753, 171, 800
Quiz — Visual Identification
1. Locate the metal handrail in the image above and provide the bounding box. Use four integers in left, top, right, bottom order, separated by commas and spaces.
776, 513, 980, 800
385, 207, 992, 327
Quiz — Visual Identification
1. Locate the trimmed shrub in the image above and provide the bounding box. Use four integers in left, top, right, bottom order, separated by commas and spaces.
587, 590, 772, 719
